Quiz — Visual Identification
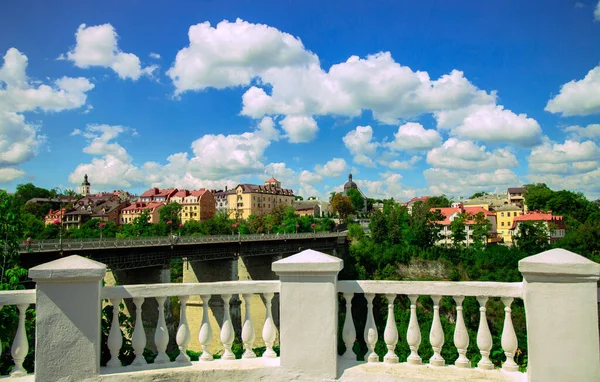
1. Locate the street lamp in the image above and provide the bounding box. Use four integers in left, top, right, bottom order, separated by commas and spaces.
295, 223, 299, 234
311, 223, 316, 234
281, 222, 286, 234
99, 222, 105, 240
53, 218, 63, 254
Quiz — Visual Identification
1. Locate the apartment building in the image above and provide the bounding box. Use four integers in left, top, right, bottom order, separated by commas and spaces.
139, 187, 178, 203
180, 189, 216, 223
228, 178, 294, 220
119, 202, 163, 224
432, 205, 498, 246
509, 211, 566, 244
495, 204, 524, 243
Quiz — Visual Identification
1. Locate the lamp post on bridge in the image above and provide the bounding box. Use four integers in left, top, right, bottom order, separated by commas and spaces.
99, 222, 104, 240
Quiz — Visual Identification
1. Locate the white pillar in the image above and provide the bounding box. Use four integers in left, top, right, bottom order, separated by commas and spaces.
273, 249, 343, 379
519, 248, 600, 382
29, 255, 106, 382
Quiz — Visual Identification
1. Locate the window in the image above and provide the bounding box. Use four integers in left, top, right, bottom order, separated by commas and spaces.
507, 212, 511, 217
501, 222, 505, 227
501, 212, 504, 217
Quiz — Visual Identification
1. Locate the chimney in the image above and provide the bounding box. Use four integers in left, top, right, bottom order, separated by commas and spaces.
225, 186, 228, 191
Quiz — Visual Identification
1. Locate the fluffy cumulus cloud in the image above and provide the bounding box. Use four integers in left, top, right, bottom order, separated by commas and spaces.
425, 168, 521, 196
343, 125, 379, 167
386, 122, 442, 151
565, 124, 600, 140
450, 104, 542, 147
528, 140, 600, 174
426, 138, 518, 171
351, 172, 423, 200
64, 24, 157, 80
168, 19, 317, 92
279, 115, 318, 143
0, 48, 94, 182
546, 65, 600, 116
315, 158, 348, 177
378, 155, 421, 170
595, 1, 600, 21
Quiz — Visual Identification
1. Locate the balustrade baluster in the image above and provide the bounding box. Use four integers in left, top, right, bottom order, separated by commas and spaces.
364, 293, 379, 363
383, 293, 399, 363
406, 295, 422, 365
176, 295, 191, 362
107, 298, 122, 368
241, 293, 257, 358
154, 296, 169, 363
453, 296, 470, 368
476, 296, 493, 370
429, 295, 445, 366
341, 292, 356, 360
262, 292, 277, 358
501, 297, 518, 372
10, 303, 28, 377
131, 297, 147, 366
199, 294, 213, 361
0, 305, 2, 353
220, 294, 235, 360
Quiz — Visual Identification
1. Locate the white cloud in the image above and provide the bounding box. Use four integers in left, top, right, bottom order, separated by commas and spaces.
0, 48, 94, 182
595, 1, 600, 21
299, 170, 323, 184
385, 122, 441, 151
168, 19, 317, 93
279, 115, 318, 143
256, 116, 280, 141
0, 167, 25, 182
75, 124, 131, 161
379, 155, 421, 170
425, 168, 521, 197
149, 52, 161, 60
65, 24, 157, 80
528, 140, 600, 175
315, 158, 348, 177
351, 172, 423, 200
426, 138, 518, 171
546, 65, 600, 116
343, 125, 379, 167
450, 104, 542, 147
564, 124, 600, 140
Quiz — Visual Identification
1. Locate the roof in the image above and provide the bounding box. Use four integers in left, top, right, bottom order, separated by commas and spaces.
508, 187, 525, 194
235, 183, 294, 196
156, 188, 177, 197
190, 189, 208, 197
266, 177, 279, 182
493, 204, 523, 211
431, 206, 495, 226
173, 190, 190, 198
510, 211, 566, 229
140, 188, 160, 197
403, 196, 430, 206
122, 202, 163, 212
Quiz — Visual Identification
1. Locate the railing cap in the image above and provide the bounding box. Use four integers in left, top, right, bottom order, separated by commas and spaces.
29, 255, 107, 281
519, 248, 600, 279
272, 249, 343, 274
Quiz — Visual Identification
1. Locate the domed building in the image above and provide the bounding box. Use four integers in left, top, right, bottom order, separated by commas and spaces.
342, 173, 367, 213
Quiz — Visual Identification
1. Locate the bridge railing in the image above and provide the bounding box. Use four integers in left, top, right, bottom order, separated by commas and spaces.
0, 289, 35, 377
19, 231, 346, 252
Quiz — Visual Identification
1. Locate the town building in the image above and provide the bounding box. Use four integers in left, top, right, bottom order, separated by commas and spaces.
44, 208, 67, 226
507, 187, 526, 207
63, 194, 128, 230
180, 189, 216, 223
403, 196, 430, 215
139, 187, 178, 203
494, 204, 524, 243
119, 202, 164, 224
293, 200, 330, 217
509, 211, 566, 244
342, 174, 367, 213
81, 174, 91, 196
461, 194, 509, 210
213, 188, 233, 215
228, 178, 295, 220
431, 205, 498, 246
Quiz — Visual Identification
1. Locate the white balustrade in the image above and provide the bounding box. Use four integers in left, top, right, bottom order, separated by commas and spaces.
429, 295, 445, 366
131, 297, 147, 366
262, 292, 277, 358
406, 294, 422, 365
364, 293, 379, 363
0, 305, 2, 354
383, 293, 398, 363
199, 294, 213, 361
341, 292, 356, 360
154, 296, 169, 364
220, 294, 235, 360
453, 296, 470, 368
501, 297, 518, 372
107, 298, 122, 368
10, 303, 29, 377
176, 295, 191, 363
476, 296, 493, 370
241, 293, 256, 359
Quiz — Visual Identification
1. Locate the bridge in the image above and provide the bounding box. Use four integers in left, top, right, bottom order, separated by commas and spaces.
19, 232, 348, 271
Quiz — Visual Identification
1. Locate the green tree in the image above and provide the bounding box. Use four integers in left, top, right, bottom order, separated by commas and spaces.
13, 183, 51, 208
524, 183, 553, 212
408, 202, 442, 248
295, 196, 304, 201
369, 210, 388, 244
471, 212, 491, 249
450, 213, 468, 247
159, 202, 182, 227
346, 188, 365, 212
514, 221, 548, 254
469, 191, 488, 199
330, 193, 355, 222
425, 195, 452, 208
132, 209, 152, 236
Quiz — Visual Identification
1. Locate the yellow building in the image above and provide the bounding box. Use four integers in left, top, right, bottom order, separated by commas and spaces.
462, 194, 509, 211
494, 204, 523, 243
228, 178, 295, 220
119, 202, 163, 224
175, 189, 216, 224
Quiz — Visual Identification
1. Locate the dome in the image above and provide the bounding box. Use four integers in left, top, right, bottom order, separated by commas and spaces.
344, 173, 357, 191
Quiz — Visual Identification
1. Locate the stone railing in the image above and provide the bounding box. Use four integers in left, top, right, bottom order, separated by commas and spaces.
19, 231, 346, 252
1, 248, 599, 381
0, 290, 35, 378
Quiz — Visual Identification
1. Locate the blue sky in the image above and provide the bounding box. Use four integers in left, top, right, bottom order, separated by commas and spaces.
1, 1, 600, 200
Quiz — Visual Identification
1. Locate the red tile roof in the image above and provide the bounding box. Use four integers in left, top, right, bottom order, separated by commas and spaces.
510, 211, 565, 229
173, 190, 190, 198
266, 177, 278, 182
140, 188, 160, 197
431, 206, 495, 226
403, 196, 430, 206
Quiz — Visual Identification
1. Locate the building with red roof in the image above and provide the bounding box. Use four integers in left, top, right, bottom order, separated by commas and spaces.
403, 196, 430, 215
509, 211, 566, 243
229, 178, 295, 220
180, 189, 216, 223
120, 202, 164, 224
431, 204, 498, 246
139, 188, 178, 203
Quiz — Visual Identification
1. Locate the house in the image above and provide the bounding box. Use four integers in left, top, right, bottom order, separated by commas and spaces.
139, 187, 178, 203
507, 187, 526, 208
228, 178, 295, 220
431, 205, 498, 246
494, 204, 524, 243
44, 208, 67, 226
213, 188, 233, 214
509, 211, 566, 244
119, 202, 164, 224
63, 194, 127, 230
180, 189, 216, 223
462, 194, 509, 211
403, 196, 430, 215
293, 200, 330, 217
